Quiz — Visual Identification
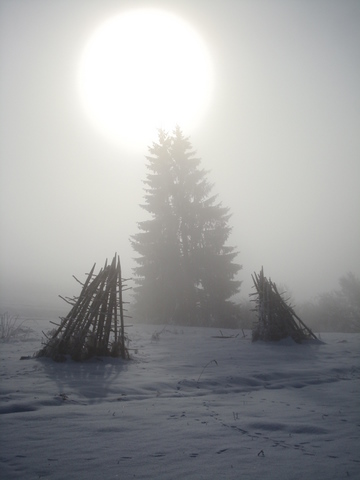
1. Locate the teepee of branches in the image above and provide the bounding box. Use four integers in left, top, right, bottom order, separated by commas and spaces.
37, 254, 130, 361
251, 267, 318, 343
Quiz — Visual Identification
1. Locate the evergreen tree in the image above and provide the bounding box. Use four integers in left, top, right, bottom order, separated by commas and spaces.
131, 127, 241, 325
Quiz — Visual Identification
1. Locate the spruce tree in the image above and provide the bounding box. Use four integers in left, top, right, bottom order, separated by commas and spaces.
131, 127, 241, 325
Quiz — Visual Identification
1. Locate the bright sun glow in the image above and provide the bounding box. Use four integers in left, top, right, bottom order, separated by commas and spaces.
78, 9, 214, 151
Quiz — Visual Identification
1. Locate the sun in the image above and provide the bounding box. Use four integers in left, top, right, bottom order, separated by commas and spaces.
78, 9, 214, 151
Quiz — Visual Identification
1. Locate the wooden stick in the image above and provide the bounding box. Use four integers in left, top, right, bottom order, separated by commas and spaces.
118, 255, 126, 358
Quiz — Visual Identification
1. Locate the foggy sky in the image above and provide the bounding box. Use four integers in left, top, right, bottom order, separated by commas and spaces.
1, 0, 359, 315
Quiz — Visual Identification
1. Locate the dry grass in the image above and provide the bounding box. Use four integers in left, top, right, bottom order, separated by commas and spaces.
0, 312, 34, 342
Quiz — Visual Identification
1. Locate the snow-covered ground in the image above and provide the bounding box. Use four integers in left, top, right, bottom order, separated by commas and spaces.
1, 320, 359, 479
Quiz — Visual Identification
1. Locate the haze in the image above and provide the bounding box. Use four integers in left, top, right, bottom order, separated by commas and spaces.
1, 0, 359, 316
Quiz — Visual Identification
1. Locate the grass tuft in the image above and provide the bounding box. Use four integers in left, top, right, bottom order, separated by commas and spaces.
0, 312, 34, 342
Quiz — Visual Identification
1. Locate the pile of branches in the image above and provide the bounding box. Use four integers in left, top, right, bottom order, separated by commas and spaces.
251, 267, 318, 343
37, 254, 130, 361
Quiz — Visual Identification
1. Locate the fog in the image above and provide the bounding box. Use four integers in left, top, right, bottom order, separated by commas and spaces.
1, 0, 359, 316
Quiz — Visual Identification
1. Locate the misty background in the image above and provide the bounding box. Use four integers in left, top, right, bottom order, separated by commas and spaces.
1, 0, 359, 319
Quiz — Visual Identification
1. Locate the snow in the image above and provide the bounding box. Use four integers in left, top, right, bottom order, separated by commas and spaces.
1, 321, 359, 479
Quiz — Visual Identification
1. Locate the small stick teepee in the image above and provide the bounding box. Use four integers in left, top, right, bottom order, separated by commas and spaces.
251, 267, 318, 343
37, 254, 130, 361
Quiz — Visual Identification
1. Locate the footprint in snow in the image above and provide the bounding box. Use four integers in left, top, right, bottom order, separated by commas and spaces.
216, 449, 228, 454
